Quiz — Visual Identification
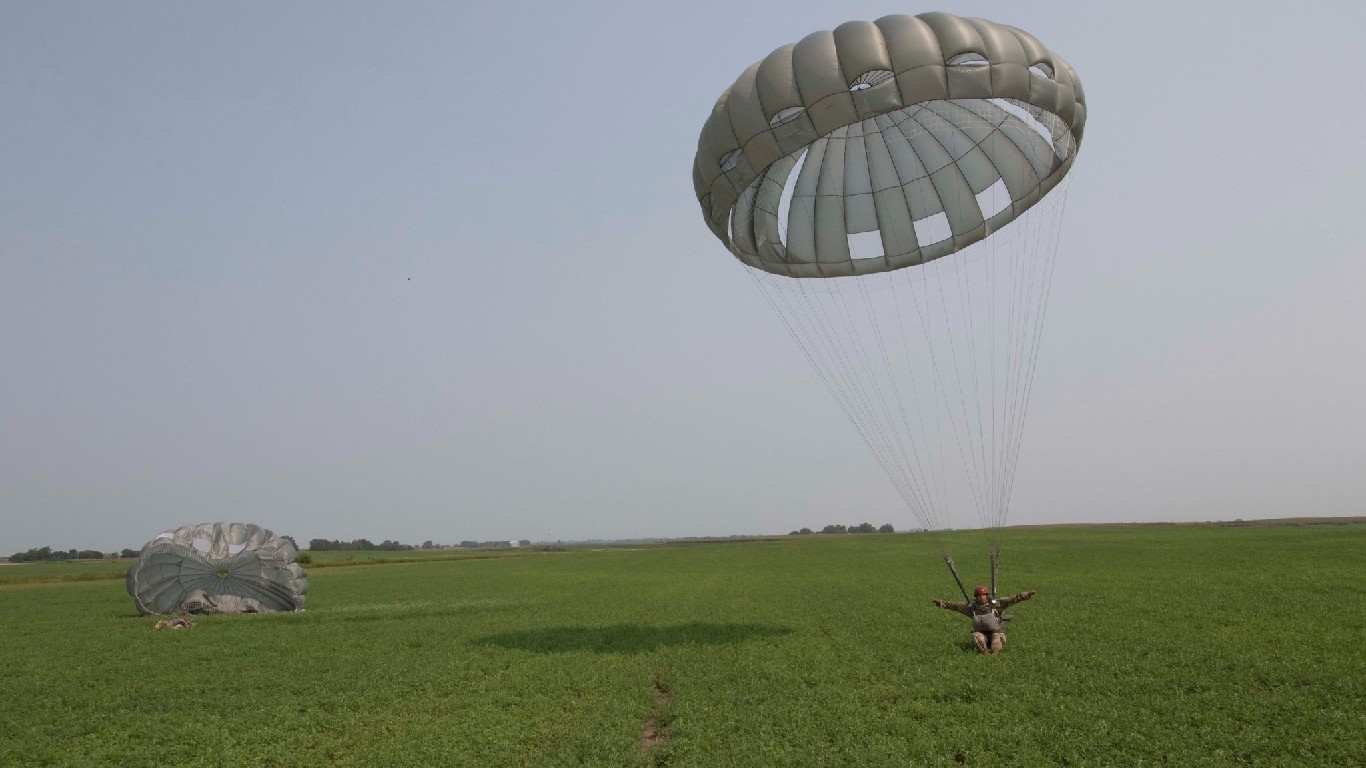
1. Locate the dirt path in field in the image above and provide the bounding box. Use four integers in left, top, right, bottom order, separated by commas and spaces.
640, 678, 673, 756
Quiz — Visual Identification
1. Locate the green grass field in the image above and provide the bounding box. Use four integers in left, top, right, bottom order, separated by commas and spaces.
2, 522, 1362, 767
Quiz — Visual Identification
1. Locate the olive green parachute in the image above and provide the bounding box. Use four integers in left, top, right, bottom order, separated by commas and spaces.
694, 11, 1085, 277
126, 522, 307, 615
693, 12, 1086, 597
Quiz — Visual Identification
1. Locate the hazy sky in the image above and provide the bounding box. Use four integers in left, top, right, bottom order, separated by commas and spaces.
3, 1, 1363, 552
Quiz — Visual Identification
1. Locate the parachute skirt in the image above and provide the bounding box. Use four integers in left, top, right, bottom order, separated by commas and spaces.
126, 522, 308, 615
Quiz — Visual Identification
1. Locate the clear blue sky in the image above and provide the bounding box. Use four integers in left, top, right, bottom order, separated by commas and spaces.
3, 1, 1363, 552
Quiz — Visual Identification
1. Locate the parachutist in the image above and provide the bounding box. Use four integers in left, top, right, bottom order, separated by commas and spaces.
932, 586, 1035, 655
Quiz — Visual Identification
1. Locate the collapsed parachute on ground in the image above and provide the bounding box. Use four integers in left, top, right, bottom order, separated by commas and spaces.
126, 523, 308, 615
694, 13, 1086, 598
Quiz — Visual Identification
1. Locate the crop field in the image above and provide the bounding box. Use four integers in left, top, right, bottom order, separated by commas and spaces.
2, 521, 1363, 767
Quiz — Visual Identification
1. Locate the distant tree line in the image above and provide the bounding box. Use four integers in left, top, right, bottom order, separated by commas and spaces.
788, 523, 895, 535
9, 546, 137, 563
309, 538, 534, 552
458, 540, 532, 549
308, 538, 415, 552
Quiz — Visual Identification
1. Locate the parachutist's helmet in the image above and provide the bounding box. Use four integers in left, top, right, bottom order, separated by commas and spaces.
973, 586, 990, 597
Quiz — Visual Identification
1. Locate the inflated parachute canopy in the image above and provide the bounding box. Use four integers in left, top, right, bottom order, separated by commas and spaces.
694, 12, 1086, 277
126, 522, 308, 615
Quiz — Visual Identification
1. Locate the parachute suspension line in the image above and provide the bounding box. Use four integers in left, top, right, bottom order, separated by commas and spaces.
850, 280, 920, 505
888, 273, 948, 533
987, 188, 1007, 564
743, 267, 917, 521
916, 275, 954, 533
1000, 181, 1073, 528
988, 187, 1000, 540
744, 241, 951, 537
901, 267, 976, 531
918, 260, 994, 536
1001, 184, 1059, 516
748, 268, 916, 520
827, 279, 928, 520
1000, 187, 1031, 536
951, 210, 993, 533
807, 277, 928, 523
987, 196, 1037, 559
980, 177, 1071, 567
869, 274, 945, 533
746, 277, 958, 550
812, 285, 911, 501
929, 258, 994, 526
944, 555, 972, 605
999, 199, 1045, 541
989, 547, 1000, 600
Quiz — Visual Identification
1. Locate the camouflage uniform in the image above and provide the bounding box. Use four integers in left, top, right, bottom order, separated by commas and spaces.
936, 591, 1034, 654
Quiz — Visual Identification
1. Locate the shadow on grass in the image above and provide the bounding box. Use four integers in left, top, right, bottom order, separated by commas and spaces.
319, 605, 513, 623
470, 621, 793, 654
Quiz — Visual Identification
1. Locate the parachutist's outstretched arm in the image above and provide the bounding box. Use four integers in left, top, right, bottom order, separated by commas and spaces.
996, 589, 1036, 609
931, 598, 972, 616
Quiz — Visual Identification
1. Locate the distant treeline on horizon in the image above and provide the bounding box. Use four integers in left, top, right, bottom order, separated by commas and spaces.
790, 523, 896, 535
307, 538, 532, 552
8, 546, 139, 562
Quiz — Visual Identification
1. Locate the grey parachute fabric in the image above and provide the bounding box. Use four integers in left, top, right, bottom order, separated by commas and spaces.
694, 11, 1085, 277
126, 523, 308, 615
693, 13, 1085, 595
